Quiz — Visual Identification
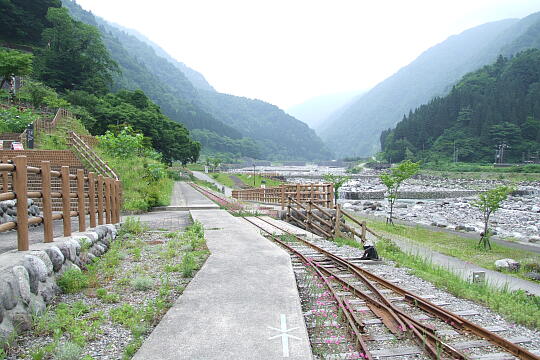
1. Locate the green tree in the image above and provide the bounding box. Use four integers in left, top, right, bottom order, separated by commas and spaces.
0, 0, 61, 44
471, 185, 513, 250
323, 174, 350, 206
379, 160, 420, 224
0, 49, 33, 100
34, 7, 117, 95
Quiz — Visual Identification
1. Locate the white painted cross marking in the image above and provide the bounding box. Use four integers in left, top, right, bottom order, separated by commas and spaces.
268, 314, 300, 357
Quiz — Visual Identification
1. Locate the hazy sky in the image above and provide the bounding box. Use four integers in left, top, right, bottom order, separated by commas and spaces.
75, 0, 540, 109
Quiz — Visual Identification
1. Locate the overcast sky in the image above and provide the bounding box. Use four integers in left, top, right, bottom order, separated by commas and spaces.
75, 0, 540, 109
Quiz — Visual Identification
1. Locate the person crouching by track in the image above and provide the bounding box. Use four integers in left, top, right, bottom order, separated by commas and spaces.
360, 239, 379, 260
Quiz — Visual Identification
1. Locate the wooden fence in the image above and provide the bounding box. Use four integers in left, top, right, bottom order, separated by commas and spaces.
232, 183, 334, 209
19, 108, 70, 148
0, 156, 121, 251
286, 197, 378, 244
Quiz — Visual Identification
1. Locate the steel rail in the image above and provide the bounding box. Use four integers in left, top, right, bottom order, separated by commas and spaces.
250, 216, 468, 360
252, 216, 540, 360
242, 216, 374, 360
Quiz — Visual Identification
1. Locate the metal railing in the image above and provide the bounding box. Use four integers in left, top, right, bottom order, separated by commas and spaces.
232, 183, 334, 209
0, 156, 121, 251
68, 131, 118, 180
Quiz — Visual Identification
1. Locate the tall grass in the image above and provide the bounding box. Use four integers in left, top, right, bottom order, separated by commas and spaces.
376, 238, 540, 328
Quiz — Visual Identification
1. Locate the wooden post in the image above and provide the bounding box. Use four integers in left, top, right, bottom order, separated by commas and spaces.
115, 180, 121, 223
280, 184, 285, 210
41, 161, 53, 243
334, 204, 342, 239
76, 169, 86, 232
105, 178, 112, 224
328, 184, 334, 208
296, 184, 300, 207
307, 200, 312, 233
361, 221, 367, 244
2, 157, 9, 192
61, 166, 71, 237
14, 156, 29, 251
97, 175, 104, 225
110, 179, 117, 223
88, 172, 96, 228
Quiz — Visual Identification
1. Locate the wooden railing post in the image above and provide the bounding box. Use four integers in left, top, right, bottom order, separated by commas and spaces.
328, 184, 334, 208
2, 157, 9, 192
115, 180, 121, 223
361, 221, 367, 244
97, 175, 104, 225
76, 169, 86, 232
105, 178, 112, 224
88, 172, 96, 228
110, 179, 117, 223
41, 161, 53, 243
14, 156, 29, 251
280, 184, 285, 210
61, 166, 72, 236
307, 200, 312, 233
334, 204, 342, 239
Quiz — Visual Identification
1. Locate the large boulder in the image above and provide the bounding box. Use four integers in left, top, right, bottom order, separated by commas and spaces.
495, 258, 520, 272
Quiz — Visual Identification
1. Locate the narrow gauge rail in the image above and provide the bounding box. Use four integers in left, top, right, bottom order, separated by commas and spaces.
243, 216, 540, 360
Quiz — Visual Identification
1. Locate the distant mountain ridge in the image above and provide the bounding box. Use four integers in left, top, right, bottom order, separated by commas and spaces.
286, 90, 365, 130
320, 11, 540, 157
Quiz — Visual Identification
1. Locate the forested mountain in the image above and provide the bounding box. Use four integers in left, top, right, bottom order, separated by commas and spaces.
0, 2, 200, 164
0, 0, 61, 45
286, 90, 365, 130
198, 91, 331, 159
380, 50, 540, 163
320, 12, 540, 158
62, 0, 332, 161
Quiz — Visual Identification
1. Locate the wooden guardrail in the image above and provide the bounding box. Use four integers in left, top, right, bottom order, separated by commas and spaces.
68, 131, 118, 180
0, 156, 121, 251
286, 197, 378, 244
19, 108, 69, 147
232, 183, 334, 209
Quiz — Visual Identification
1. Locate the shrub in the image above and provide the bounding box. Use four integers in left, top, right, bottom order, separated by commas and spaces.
0, 106, 39, 133
57, 269, 89, 293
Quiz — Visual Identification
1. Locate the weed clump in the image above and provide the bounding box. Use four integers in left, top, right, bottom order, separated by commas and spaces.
53, 341, 82, 360
57, 269, 89, 294
130, 276, 153, 291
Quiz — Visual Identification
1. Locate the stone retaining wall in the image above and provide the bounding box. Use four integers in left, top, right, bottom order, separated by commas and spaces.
0, 199, 41, 225
0, 223, 120, 343
342, 189, 534, 200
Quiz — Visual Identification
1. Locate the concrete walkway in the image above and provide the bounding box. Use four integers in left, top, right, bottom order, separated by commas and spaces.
134, 209, 312, 360
192, 170, 234, 197
152, 182, 219, 211
367, 231, 540, 296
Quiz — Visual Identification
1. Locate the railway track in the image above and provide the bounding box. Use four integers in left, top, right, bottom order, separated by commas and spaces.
242, 216, 540, 360
188, 183, 540, 359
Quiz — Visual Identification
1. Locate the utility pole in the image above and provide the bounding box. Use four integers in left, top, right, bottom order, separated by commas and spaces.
253, 164, 256, 187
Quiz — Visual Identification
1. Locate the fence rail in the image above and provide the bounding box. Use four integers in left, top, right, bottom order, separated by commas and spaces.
0, 156, 121, 251
232, 183, 334, 209
68, 131, 117, 180
19, 108, 71, 148
286, 197, 377, 245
